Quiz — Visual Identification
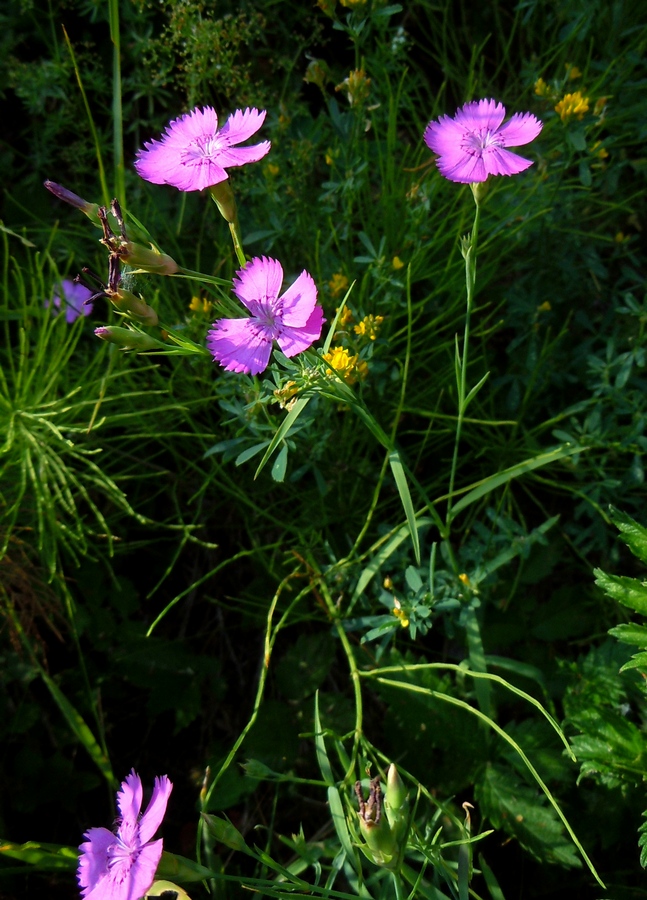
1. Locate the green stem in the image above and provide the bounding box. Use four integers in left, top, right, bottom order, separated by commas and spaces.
197, 575, 310, 871
108, 0, 124, 203
446, 195, 481, 530
318, 577, 363, 785
229, 219, 248, 268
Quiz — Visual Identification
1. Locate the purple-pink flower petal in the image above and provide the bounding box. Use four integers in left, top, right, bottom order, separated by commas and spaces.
207, 318, 274, 376
138, 775, 175, 844
495, 111, 544, 146
424, 98, 543, 184
135, 105, 271, 192
123, 839, 164, 900
279, 270, 318, 328
278, 307, 325, 358
233, 256, 284, 316
208, 256, 324, 376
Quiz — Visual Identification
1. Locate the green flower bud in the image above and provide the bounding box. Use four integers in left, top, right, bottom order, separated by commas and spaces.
384, 764, 408, 843
122, 242, 179, 276
208, 181, 238, 224
94, 326, 162, 351
355, 777, 398, 868
44, 180, 101, 223
107, 288, 159, 326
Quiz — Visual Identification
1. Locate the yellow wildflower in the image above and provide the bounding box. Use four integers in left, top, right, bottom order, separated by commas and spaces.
392, 256, 405, 270
337, 305, 354, 327
335, 68, 371, 107
565, 63, 582, 80
329, 272, 349, 298
534, 77, 550, 97
537, 301, 552, 312
274, 381, 299, 409
354, 314, 384, 341
590, 141, 608, 159
393, 598, 409, 628
555, 91, 590, 122
323, 345, 366, 384
458, 573, 470, 586
265, 163, 280, 177
189, 295, 213, 315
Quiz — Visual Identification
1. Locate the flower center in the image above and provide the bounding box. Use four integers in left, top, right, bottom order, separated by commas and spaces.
462, 129, 503, 157
247, 297, 283, 339
182, 133, 226, 164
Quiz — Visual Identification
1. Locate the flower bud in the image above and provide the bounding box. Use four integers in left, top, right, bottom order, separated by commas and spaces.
470, 180, 489, 206
384, 764, 408, 843
95, 326, 162, 351
107, 288, 159, 326
208, 181, 238, 224
355, 777, 398, 868
122, 242, 179, 276
44, 180, 101, 223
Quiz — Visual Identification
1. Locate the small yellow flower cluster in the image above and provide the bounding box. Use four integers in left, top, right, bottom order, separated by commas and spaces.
337, 305, 354, 327
392, 597, 409, 628
565, 63, 582, 80
335, 69, 371, 107
273, 380, 300, 409
392, 256, 405, 270
189, 295, 213, 315
534, 77, 551, 98
554, 91, 590, 122
323, 345, 368, 384
354, 314, 384, 341
264, 163, 280, 178
328, 272, 349, 298
590, 140, 609, 160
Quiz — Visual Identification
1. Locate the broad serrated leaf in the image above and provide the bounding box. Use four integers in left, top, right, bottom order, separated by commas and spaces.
594, 569, 647, 615
609, 507, 647, 564
639, 809, 647, 868
476, 763, 580, 868
620, 651, 647, 673
608, 623, 647, 648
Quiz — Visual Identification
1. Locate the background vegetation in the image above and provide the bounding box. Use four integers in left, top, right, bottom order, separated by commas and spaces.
1, 0, 647, 898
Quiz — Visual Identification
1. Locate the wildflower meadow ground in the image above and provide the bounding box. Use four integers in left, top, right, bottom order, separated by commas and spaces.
1, 1, 647, 899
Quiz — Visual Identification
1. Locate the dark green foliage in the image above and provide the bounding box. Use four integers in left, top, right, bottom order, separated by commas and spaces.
2, 0, 647, 897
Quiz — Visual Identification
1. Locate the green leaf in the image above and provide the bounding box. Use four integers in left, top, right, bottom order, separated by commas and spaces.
236, 441, 270, 466
0, 840, 78, 872
40, 669, 115, 787
156, 852, 214, 883
608, 623, 647, 648
388, 449, 420, 564
200, 814, 247, 852
271, 443, 289, 482
476, 764, 580, 868
620, 651, 647, 673
594, 569, 647, 615
451, 445, 582, 516
254, 397, 310, 478
609, 506, 647, 564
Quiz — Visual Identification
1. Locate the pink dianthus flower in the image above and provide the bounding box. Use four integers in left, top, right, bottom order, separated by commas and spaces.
77, 770, 172, 900
207, 257, 324, 376
424, 99, 543, 183
134, 106, 271, 192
